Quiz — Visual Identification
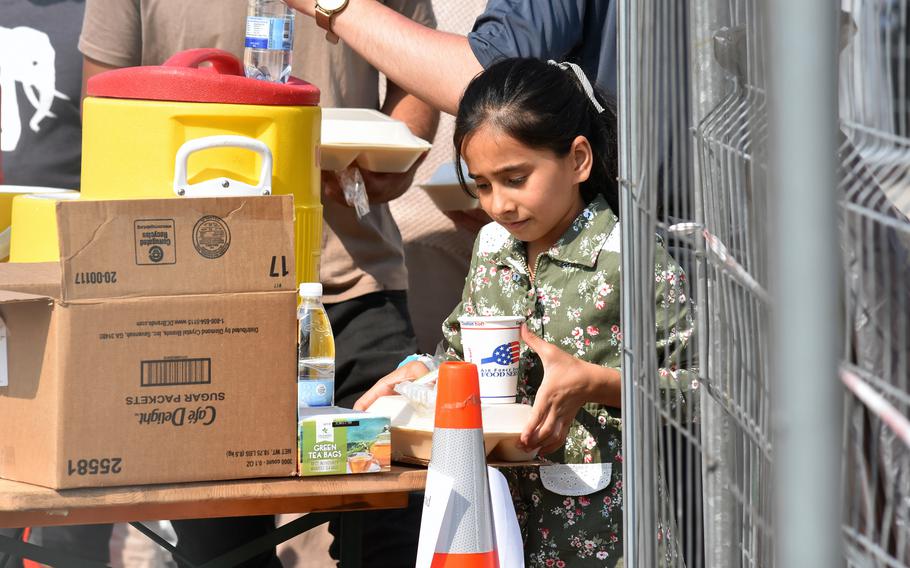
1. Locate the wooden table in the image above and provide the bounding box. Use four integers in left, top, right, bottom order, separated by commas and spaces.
0, 466, 427, 568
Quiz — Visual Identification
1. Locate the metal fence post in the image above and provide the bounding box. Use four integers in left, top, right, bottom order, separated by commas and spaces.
618, 0, 640, 564
767, 1, 843, 567
689, 2, 737, 566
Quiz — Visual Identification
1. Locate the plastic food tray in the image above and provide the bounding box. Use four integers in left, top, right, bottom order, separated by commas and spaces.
320, 108, 432, 173
419, 160, 480, 211
367, 395, 538, 463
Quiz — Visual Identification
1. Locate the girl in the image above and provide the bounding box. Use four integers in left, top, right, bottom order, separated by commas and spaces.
356, 58, 695, 567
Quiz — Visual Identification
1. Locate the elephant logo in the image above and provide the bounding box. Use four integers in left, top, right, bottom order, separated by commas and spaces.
0, 26, 71, 152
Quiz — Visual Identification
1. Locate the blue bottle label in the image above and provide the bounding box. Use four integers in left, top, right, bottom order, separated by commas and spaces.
298, 379, 334, 408
245, 16, 293, 50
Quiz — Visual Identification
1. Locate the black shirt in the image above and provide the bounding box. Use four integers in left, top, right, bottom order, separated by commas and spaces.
1, 0, 84, 188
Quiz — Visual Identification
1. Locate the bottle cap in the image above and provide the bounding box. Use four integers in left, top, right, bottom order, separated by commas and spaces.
298, 282, 323, 297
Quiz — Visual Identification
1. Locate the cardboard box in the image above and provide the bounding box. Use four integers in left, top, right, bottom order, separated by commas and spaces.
298, 407, 391, 476
0, 196, 299, 489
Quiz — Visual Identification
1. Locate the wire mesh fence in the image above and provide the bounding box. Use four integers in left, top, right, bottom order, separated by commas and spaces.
617, 0, 909, 566
839, 1, 910, 566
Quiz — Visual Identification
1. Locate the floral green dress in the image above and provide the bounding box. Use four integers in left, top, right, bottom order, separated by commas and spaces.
441, 195, 696, 567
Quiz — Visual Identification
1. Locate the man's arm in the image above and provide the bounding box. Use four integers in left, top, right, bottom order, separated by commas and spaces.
382, 80, 437, 143
287, 0, 481, 114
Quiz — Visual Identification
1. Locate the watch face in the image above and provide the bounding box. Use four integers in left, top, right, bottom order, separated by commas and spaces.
319, 0, 346, 11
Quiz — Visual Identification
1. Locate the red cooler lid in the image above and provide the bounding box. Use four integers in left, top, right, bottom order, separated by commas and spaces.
86, 48, 320, 106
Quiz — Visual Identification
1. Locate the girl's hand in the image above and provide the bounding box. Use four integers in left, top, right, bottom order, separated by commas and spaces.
518, 324, 592, 456
353, 361, 430, 411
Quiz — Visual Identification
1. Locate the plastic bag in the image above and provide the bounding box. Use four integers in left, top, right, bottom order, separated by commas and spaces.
337, 166, 370, 219
394, 368, 438, 416
393, 344, 448, 416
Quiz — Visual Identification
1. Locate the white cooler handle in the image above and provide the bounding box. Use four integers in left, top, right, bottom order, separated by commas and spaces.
173, 135, 273, 198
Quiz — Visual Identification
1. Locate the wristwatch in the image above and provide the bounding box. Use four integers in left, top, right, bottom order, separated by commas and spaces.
315, 0, 349, 44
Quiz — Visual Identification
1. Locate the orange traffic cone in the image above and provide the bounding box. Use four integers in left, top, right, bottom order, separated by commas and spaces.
427, 361, 499, 568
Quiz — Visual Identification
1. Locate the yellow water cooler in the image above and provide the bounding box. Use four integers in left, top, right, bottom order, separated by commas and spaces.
11, 49, 323, 283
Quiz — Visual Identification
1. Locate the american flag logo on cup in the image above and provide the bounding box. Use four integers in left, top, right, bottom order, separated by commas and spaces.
480, 341, 520, 366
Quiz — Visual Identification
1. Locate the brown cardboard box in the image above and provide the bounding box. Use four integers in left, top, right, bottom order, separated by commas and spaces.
0, 196, 299, 489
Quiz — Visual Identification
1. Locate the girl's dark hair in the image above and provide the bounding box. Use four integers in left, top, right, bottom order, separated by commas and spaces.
454, 58, 619, 215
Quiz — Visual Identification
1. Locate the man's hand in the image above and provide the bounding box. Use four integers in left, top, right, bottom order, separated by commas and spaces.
321, 170, 346, 206
322, 154, 425, 207
360, 152, 427, 203
353, 360, 430, 411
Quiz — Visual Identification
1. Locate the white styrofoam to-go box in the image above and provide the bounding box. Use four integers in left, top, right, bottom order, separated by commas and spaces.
367, 395, 538, 462
419, 160, 480, 211
320, 108, 432, 173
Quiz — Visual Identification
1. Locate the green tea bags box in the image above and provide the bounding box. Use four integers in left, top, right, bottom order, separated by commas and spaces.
298, 407, 392, 476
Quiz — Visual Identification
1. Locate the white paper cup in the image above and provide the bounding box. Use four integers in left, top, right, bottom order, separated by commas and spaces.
458, 315, 524, 404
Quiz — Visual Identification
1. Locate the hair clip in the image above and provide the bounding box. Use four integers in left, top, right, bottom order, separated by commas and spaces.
547, 60, 605, 114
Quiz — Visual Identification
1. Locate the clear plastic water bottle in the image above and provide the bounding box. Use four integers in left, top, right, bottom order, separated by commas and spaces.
243, 0, 294, 83
298, 283, 335, 411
